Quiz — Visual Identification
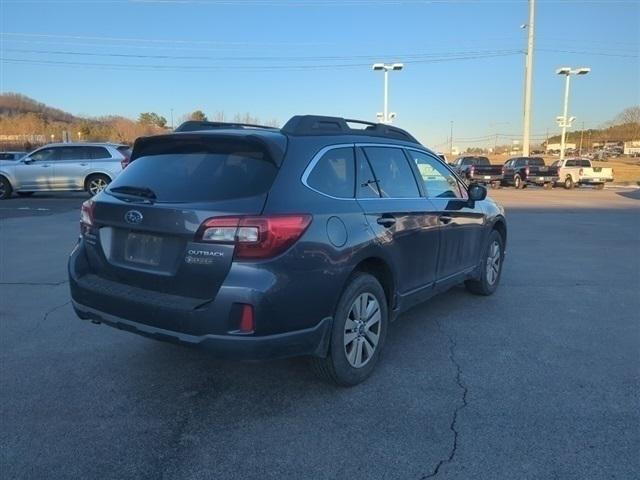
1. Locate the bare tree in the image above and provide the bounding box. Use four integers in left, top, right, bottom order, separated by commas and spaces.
614, 106, 640, 125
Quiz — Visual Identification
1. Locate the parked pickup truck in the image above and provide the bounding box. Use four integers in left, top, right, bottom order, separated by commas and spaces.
551, 158, 614, 189
502, 157, 559, 189
451, 156, 503, 187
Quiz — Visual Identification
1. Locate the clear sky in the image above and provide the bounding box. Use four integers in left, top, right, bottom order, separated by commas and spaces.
1, 0, 638, 149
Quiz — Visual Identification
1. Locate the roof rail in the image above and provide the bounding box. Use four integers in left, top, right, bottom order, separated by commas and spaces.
281, 115, 420, 144
174, 120, 278, 133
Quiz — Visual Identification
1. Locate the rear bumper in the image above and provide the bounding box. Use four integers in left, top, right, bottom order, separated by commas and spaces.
72, 300, 332, 360
527, 176, 558, 185
68, 240, 334, 360
579, 178, 614, 184
470, 175, 502, 183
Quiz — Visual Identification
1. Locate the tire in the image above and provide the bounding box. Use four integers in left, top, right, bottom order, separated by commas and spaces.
16, 191, 34, 197
465, 230, 505, 296
564, 176, 574, 190
0, 176, 12, 200
595, 183, 605, 190
514, 175, 524, 189
311, 273, 388, 387
85, 174, 110, 196
543, 182, 553, 190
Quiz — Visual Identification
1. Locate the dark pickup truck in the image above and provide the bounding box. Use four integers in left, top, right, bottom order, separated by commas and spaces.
502, 157, 558, 189
451, 156, 503, 187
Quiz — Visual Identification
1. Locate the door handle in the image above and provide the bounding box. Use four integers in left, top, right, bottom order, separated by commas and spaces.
40, 164, 51, 168
376, 216, 396, 228
439, 215, 453, 225
80, 163, 88, 166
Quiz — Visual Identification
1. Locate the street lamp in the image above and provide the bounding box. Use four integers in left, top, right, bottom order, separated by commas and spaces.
372, 63, 403, 124
556, 66, 590, 159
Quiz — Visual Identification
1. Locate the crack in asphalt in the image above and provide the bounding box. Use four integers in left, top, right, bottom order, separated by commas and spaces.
422, 319, 469, 479
0, 280, 68, 286
29, 300, 71, 334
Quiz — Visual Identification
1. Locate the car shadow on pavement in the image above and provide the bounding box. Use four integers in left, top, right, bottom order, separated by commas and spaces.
615, 189, 640, 201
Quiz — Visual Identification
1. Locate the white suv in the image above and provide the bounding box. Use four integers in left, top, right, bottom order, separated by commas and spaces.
0, 143, 131, 199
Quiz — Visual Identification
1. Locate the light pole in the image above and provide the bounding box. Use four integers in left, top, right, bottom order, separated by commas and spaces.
372, 63, 403, 124
449, 121, 454, 157
521, 0, 536, 156
556, 66, 590, 159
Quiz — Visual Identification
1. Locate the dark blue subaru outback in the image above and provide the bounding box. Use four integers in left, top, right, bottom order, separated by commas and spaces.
69, 115, 506, 386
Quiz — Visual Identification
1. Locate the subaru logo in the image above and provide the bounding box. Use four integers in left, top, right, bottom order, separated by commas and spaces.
124, 210, 143, 224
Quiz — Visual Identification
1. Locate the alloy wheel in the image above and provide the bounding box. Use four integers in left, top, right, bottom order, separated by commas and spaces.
88, 178, 108, 196
485, 240, 501, 285
343, 293, 381, 368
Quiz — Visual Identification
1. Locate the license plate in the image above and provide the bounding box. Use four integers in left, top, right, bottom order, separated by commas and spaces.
125, 232, 162, 266
538, 176, 545, 180
592, 178, 600, 182
484, 175, 491, 179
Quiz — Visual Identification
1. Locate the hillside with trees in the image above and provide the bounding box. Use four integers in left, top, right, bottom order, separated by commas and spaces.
545, 106, 640, 146
0, 93, 278, 150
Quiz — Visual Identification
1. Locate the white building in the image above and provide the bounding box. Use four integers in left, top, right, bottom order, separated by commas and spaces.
623, 140, 640, 155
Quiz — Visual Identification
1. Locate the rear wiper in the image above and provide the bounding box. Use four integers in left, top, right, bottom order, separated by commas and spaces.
109, 185, 157, 200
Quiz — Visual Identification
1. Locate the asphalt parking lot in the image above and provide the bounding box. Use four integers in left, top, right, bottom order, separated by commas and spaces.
1, 188, 639, 480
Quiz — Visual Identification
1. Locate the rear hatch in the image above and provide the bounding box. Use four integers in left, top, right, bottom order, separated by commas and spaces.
82, 132, 286, 301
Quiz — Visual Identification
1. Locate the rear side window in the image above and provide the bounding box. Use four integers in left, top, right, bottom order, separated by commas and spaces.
86, 146, 111, 159
306, 147, 355, 198
362, 147, 420, 198
578, 159, 591, 167
108, 139, 278, 203
566, 160, 577, 167
54, 147, 86, 161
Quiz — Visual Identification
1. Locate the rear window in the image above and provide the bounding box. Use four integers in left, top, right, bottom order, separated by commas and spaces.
107, 140, 277, 203
117, 145, 132, 158
526, 157, 545, 166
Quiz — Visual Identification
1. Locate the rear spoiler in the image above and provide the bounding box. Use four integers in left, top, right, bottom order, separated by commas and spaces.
130, 132, 287, 167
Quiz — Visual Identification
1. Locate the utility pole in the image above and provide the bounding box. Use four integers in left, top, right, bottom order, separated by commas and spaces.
579, 121, 585, 156
522, 0, 536, 156
170, 108, 174, 130
449, 121, 454, 156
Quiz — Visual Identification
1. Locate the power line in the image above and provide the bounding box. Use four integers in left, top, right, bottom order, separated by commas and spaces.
2, 47, 525, 62
0, 51, 524, 71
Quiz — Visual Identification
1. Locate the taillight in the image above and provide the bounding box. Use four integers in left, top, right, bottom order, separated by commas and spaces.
80, 199, 95, 232
501, 166, 505, 175
579, 168, 584, 176
525, 166, 530, 176
197, 214, 312, 260
120, 156, 131, 169
469, 165, 475, 177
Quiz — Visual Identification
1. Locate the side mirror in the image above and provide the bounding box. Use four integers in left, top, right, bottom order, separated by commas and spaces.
22, 157, 34, 164
468, 183, 487, 202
